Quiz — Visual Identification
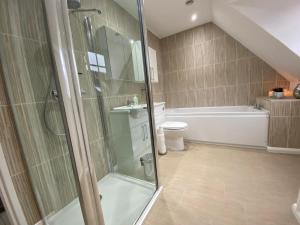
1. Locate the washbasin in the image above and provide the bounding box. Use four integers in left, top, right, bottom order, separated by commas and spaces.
113, 102, 165, 111
113, 104, 147, 111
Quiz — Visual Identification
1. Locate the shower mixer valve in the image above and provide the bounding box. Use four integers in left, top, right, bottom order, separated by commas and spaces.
51, 89, 59, 100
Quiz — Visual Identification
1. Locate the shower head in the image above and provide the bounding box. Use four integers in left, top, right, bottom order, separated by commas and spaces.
67, 0, 81, 9
67, 0, 101, 14
69, 8, 102, 15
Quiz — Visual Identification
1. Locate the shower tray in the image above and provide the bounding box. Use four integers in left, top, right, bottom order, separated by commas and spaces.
46, 173, 155, 225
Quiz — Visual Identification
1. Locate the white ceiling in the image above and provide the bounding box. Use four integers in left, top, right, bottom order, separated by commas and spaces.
212, 0, 300, 82
116, 0, 300, 82
144, 0, 212, 38
143, 0, 300, 82
229, 0, 300, 57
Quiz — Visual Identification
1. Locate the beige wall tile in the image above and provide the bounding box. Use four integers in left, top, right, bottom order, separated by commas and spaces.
215, 63, 226, 87
212, 24, 225, 39
225, 61, 237, 86
225, 36, 236, 62
291, 101, 300, 117
263, 81, 277, 96
225, 86, 237, 106
185, 29, 194, 46
12, 172, 41, 225
236, 58, 250, 84
196, 89, 207, 106
194, 44, 204, 67
262, 63, 277, 82
215, 87, 226, 106
185, 46, 195, 69
288, 117, 300, 148
249, 57, 262, 83
236, 84, 249, 105
236, 42, 251, 59
214, 38, 226, 64
159, 22, 289, 108
249, 83, 263, 105
204, 23, 213, 41
269, 117, 289, 148
195, 67, 205, 89
203, 40, 215, 65
270, 101, 291, 116
204, 65, 215, 88
193, 25, 205, 44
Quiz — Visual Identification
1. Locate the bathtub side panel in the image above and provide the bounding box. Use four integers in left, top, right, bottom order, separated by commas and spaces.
166, 114, 269, 148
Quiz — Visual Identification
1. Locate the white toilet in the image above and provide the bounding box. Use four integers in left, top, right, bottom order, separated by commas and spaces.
160, 121, 188, 151
154, 102, 188, 151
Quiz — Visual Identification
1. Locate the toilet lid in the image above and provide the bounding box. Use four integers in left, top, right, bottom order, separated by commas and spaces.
160, 121, 188, 130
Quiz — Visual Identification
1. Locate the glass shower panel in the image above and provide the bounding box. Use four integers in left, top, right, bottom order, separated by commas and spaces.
68, 0, 157, 224
0, 1, 88, 225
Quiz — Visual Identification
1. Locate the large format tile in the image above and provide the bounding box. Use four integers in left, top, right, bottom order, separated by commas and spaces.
288, 117, 300, 148
12, 172, 41, 225
159, 22, 289, 108
145, 143, 300, 225
269, 117, 289, 148
0, 106, 25, 175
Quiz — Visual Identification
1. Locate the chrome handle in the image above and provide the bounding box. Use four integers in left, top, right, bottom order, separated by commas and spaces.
142, 125, 145, 141
145, 125, 148, 139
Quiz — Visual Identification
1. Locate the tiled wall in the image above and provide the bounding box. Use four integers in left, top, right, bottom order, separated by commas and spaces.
0, 0, 80, 223
258, 98, 300, 148
0, 210, 11, 225
148, 31, 165, 103
0, 67, 41, 225
0, 0, 152, 223
160, 23, 290, 108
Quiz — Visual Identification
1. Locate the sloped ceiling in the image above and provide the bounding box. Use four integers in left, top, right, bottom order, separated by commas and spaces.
144, 0, 300, 83
144, 0, 212, 38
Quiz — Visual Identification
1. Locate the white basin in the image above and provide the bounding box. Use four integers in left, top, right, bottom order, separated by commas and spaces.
113, 105, 147, 111
113, 102, 165, 112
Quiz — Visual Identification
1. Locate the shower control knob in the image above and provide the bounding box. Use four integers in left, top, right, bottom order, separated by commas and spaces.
51, 89, 59, 100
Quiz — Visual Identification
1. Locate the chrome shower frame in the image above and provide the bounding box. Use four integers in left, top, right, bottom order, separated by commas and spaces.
43, 0, 161, 224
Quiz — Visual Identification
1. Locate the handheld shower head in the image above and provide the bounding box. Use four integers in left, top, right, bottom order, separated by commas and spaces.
67, 0, 81, 9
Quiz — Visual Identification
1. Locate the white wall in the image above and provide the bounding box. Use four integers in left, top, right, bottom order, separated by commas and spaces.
231, 0, 300, 57
212, 0, 300, 84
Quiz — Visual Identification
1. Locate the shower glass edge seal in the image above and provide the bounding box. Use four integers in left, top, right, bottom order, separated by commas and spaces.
137, 0, 161, 189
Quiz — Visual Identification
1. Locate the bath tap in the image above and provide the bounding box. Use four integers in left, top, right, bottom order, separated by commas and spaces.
254, 103, 262, 110
127, 99, 134, 106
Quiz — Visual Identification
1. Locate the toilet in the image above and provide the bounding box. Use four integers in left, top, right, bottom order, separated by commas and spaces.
154, 102, 188, 151
160, 121, 188, 151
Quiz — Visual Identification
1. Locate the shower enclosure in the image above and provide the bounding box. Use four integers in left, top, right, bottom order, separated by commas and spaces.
0, 0, 159, 225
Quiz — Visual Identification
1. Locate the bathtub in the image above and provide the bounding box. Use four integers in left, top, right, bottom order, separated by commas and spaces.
165, 106, 269, 148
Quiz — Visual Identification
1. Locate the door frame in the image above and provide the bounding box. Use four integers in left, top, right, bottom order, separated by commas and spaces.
0, 144, 27, 225
43, 0, 105, 225
137, 0, 161, 189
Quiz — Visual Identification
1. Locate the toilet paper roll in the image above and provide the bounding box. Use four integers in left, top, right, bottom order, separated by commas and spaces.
157, 127, 167, 155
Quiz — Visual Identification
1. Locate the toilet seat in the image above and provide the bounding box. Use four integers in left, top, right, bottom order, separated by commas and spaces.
160, 121, 188, 130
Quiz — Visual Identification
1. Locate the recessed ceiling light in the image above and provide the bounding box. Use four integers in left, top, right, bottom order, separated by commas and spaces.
185, 0, 194, 6
191, 13, 197, 22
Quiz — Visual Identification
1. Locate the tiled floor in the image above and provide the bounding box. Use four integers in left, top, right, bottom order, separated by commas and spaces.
144, 143, 300, 225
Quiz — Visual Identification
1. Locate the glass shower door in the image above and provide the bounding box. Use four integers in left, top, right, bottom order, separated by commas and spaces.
0, 0, 102, 225
67, 0, 158, 224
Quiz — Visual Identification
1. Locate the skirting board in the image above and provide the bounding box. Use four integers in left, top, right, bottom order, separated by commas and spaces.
292, 203, 300, 224
185, 139, 267, 150
267, 146, 300, 155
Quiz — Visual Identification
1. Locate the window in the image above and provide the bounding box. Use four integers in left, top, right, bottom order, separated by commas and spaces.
87, 52, 106, 73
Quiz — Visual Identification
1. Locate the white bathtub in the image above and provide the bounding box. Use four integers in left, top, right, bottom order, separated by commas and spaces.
165, 106, 269, 148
